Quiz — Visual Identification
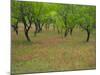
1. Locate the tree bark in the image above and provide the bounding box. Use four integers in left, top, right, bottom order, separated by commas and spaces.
45, 24, 48, 31
11, 20, 19, 35
15, 20, 18, 35
40, 23, 44, 32
86, 29, 90, 42
16, 20, 19, 35
70, 28, 73, 35
64, 29, 68, 37
34, 20, 43, 36
15, 26, 18, 35
34, 22, 38, 36
20, 5, 32, 42
24, 24, 31, 42
23, 19, 31, 42
25, 30, 31, 42
38, 23, 41, 32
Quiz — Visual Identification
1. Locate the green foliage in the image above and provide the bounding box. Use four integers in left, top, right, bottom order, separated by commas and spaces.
11, 0, 96, 41
76, 5, 96, 31
11, 18, 17, 25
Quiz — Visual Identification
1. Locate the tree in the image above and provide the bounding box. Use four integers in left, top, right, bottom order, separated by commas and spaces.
11, 0, 20, 35
30, 2, 46, 36
57, 4, 74, 37
11, 18, 19, 35
66, 5, 78, 35
19, 2, 34, 41
76, 5, 96, 42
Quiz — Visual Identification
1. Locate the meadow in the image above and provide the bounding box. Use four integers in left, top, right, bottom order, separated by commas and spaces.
11, 23, 96, 74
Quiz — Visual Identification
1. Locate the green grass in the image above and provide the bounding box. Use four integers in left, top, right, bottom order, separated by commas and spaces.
11, 25, 96, 74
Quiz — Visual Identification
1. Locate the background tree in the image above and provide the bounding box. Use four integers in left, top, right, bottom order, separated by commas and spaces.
57, 4, 73, 37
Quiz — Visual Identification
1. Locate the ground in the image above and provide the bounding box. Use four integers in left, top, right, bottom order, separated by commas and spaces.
11, 24, 96, 74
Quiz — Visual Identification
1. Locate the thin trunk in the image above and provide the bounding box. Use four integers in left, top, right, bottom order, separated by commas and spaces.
56, 26, 60, 34
34, 28, 37, 36
34, 19, 40, 33
12, 25, 18, 35
20, 5, 31, 42
45, 24, 48, 31
39, 26, 42, 32
34, 22, 37, 36
25, 30, 31, 42
57, 29, 60, 34
23, 20, 31, 42
12, 20, 19, 35
36, 19, 41, 32
70, 28, 73, 35
86, 30, 90, 42
16, 20, 19, 35
24, 24, 31, 42
64, 29, 68, 37
47, 25, 49, 31
40, 23, 44, 32
38, 23, 41, 32
15, 27, 18, 35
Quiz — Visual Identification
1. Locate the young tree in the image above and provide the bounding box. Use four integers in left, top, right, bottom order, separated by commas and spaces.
77, 5, 96, 42
11, 18, 19, 35
11, 0, 20, 35
19, 2, 33, 41
67, 5, 78, 35
57, 4, 72, 37
30, 2, 46, 36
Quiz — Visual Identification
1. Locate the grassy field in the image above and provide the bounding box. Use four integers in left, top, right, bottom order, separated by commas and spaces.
11, 24, 96, 74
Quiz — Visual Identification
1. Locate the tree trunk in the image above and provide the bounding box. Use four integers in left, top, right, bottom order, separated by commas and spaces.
16, 20, 19, 35
23, 20, 31, 42
38, 24, 42, 32
20, 5, 32, 42
25, 30, 31, 42
11, 20, 19, 35
39, 27, 42, 32
34, 22, 38, 36
64, 29, 68, 37
86, 30, 90, 42
15, 26, 18, 35
45, 24, 48, 31
70, 28, 73, 35
34, 21, 43, 36
40, 23, 44, 32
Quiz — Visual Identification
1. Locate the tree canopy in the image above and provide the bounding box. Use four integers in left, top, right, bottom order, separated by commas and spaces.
11, 0, 96, 42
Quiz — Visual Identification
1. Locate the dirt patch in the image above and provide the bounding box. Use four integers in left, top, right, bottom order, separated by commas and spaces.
38, 36, 66, 47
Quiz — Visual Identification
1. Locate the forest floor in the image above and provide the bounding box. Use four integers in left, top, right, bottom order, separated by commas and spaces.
11, 24, 96, 74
